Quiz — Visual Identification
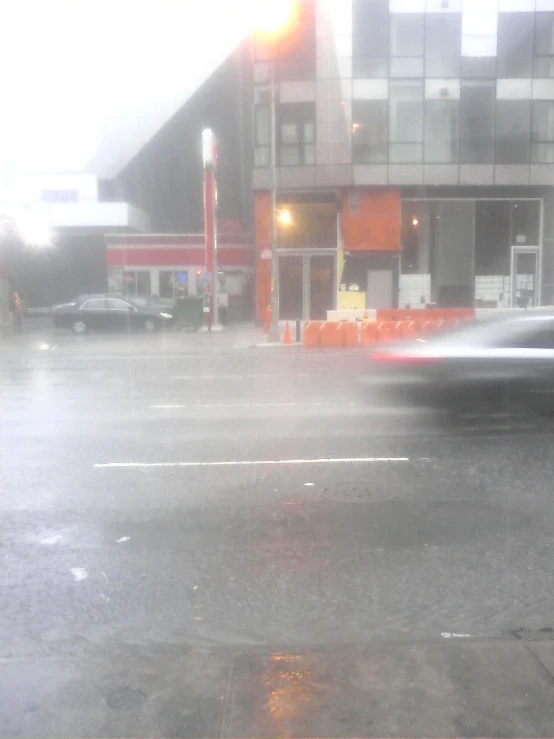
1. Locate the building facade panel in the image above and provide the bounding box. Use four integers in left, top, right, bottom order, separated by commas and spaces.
251, 0, 554, 319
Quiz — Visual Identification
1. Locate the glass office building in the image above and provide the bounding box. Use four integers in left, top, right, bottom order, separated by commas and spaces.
253, 0, 554, 321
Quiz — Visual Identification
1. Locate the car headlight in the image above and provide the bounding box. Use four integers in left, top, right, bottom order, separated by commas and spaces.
160, 312, 173, 319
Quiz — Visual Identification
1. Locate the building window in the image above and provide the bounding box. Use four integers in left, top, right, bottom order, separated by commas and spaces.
254, 104, 270, 168
461, 57, 496, 79
352, 0, 389, 78
424, 100, 458, 163
390, 14, 424, 58
495, 101, 530, 165
532, 101, 554, 163
425, 14, 462, 78
389, 81, 423, 163
497, 13, 533, 79
459, 81, 495, 164
122, 271, 151, 298
535, 13, 554, 77
352, 101, 388, 164
389, 13, 424, 79
277, 202, 336, 249
475, 201, 511, 309
160, 271, 188, 300
278, 103, 315, 166
512, 201, 540, 246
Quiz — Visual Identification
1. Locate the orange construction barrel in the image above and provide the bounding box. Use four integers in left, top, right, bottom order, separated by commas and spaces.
343, 321, 359, 348
303, 321, 323, 348
320, 321, 344, 348
361, 322, 379, 346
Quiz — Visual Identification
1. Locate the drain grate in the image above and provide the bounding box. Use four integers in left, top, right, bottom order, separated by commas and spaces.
321, 481, 393, 504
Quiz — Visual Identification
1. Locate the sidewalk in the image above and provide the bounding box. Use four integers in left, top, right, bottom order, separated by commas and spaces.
0, 317, 275, 352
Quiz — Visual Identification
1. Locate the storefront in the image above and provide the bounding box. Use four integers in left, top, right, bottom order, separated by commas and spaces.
255, 188, 547, 321
256, 194, 338, 322
106, 233, 254, 320
400, 198, 543, 310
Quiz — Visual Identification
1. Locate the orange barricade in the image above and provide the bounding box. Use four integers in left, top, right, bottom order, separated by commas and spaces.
376, 308, 475, 323
320, 321, 344, 348
378, 320, 401, 343
420, 319, 440, 338
401, 320, 419, 340
361, 322, 379, 346
343, 321, 359, 347
303, 321, 323, 348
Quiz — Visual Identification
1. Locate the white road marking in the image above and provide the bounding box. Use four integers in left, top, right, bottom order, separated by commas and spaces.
41, 535, 62, 545
116, 536, 131, 543
60, 354, 248, 361
150, 401, 354, 409
171, 374, 309, 380
95, 457, 411, 470
441, 632, 473, 639
70, 567, 88, 582
304, 482, 315, 487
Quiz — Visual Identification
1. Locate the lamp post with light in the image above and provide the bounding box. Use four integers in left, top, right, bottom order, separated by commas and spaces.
202, 128, 221, 331
253, 0, 295, 342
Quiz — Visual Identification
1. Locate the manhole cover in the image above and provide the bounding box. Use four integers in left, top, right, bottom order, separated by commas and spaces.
107, 687, 146, 711
321, 481, 392, 504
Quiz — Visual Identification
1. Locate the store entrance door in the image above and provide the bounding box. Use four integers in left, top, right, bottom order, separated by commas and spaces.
511, 248, 540, 308
278, 252, 336, 321
309, 254, 335, 319
278, 255, 304, 321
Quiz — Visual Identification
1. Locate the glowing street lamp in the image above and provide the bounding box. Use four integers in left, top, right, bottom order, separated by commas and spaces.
253, 0, 296, 342
252, 0, 296, 36
277, 208, 292, 226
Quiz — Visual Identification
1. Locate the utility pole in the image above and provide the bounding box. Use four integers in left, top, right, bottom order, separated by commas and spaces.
268, 56, 280, 342
202, 129, 221, 331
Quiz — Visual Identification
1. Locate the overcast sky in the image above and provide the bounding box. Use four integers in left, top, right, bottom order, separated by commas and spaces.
0, 0, 256, 179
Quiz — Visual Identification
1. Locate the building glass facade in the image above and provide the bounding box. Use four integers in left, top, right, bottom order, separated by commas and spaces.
252, 0, 554, 321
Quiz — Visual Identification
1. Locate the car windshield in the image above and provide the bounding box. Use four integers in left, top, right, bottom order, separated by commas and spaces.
4, 2, 554, 738
425, 317, 550, 348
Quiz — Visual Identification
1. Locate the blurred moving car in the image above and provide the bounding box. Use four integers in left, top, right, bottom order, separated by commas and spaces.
53, 295, 174, 334
367, 314, 554, 416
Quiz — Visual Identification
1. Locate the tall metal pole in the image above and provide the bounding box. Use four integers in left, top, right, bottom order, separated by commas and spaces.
268, 55, 280, 342
202, 129, 221, 331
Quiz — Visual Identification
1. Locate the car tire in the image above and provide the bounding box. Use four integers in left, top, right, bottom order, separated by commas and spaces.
72, 320, 87, 334
144, 318, 158, 333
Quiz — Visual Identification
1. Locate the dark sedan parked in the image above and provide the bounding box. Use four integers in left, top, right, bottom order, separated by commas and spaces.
366, 314, 554, 416
53, 295, 174, 333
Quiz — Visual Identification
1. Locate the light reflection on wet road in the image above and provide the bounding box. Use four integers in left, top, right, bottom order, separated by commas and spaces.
2, 329, 554, 736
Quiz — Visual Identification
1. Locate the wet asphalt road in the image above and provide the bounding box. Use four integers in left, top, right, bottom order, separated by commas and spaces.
3, 325, 554, 736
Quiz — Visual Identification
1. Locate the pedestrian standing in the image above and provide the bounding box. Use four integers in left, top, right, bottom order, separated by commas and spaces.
12, 292, 23, 333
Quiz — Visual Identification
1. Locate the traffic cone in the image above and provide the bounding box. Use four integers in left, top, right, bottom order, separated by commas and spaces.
283, 321, 292, 345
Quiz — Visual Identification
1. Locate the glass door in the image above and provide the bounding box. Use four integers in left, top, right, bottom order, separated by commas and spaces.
511, 248, 539, 308
278, 255, 304, 320
278, 253, 336, 320
309, 255, 335, 319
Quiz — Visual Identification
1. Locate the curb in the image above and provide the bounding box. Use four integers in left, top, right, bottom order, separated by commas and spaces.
252, 342, 302, 348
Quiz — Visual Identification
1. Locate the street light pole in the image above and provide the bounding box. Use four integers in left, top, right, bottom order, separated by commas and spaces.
268, 56, 280, 342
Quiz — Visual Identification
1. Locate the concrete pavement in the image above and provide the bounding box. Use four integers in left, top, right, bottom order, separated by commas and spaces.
2, 326, 554, 736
